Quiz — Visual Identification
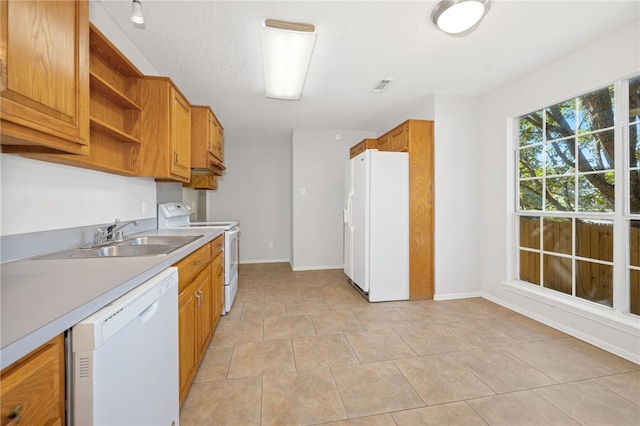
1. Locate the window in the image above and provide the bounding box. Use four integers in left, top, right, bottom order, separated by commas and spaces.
517, 76, 639, 315
629, 76, 640, 315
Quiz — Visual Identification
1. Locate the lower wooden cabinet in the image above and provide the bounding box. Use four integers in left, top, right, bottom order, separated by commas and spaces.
176, 234, 225, 406
211, 244, 225, 330
0, 334, 65, 426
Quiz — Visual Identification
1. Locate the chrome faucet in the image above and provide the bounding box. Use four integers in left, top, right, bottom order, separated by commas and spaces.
94, 219, 139, 245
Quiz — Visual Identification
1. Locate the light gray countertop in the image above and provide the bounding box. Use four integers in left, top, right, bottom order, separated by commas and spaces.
0, 227, 224, 370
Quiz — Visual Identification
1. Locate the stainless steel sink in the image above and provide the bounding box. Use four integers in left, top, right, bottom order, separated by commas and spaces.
118, 236, 202, 246
33, 235, 203, 260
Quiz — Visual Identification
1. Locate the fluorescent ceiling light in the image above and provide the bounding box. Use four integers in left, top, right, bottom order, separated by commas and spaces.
262, 19, 317, 100
432, 0, 489, 35
131, 0, 144, 24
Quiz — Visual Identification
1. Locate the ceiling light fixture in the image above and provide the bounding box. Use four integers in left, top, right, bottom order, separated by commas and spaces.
431, 0, 489, 35
131, 0, 144, 25
262, 19, 317, 100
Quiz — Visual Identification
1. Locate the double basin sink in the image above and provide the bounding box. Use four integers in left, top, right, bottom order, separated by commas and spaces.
34, 235, 203, 260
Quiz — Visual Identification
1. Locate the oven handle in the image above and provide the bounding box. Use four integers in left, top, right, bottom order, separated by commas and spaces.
227, 226, 240, 238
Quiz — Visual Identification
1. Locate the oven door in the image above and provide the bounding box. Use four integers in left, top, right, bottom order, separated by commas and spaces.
225, 226, 239, 284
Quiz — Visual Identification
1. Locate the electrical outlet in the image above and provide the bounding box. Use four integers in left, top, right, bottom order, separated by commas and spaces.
268, 242, 274, 249
142, 201, 148, 214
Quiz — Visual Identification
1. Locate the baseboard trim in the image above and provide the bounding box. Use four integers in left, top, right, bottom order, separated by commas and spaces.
434, 291, 482, 301
240, 258, 290, 264
291, 264, 344, 272
482, 284, 640, 365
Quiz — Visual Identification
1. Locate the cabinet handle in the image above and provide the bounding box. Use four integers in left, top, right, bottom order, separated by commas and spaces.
195, 290, 201, 309
8, 404, 23, 424
194, 260, 202, 266
174, 152, 179, 165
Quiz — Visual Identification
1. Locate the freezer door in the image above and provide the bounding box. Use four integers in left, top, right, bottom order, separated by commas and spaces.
343, 159, 354, 280
351, 151, 369, 292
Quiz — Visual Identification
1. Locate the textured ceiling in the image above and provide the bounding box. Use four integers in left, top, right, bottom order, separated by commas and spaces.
97, 0, 640, 138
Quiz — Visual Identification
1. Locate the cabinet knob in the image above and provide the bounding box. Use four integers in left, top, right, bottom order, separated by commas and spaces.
7, 404, 23, 424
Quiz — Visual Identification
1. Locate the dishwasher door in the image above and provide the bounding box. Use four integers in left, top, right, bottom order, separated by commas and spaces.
72, 267, 179, 426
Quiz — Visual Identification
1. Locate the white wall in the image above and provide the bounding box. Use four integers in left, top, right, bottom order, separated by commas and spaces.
0, 156, 156, 236
0, 2, 160, 237
206, 132, 291, 263
478, 19, 640, 362
378, 94, 483, 299
291, 129, 375, 270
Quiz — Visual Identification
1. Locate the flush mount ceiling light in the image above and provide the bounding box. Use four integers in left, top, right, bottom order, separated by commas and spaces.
431, 0, 490, 35
131, 0, 144, 24
262, 19, 317, 100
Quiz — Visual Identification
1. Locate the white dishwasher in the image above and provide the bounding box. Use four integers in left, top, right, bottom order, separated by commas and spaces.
72, 267, 179, 426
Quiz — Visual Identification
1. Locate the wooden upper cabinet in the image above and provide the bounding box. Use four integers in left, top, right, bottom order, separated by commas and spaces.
377, 134, 390, 151
170, 86, 191, 178
390, 123, 409, 152
0, 0, 89, 154
139, 77, 191, 182
190, 105, 225, 176
349, 138, 377, 159
23, 24, 144, 175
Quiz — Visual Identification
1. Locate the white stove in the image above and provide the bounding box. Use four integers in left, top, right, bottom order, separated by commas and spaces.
158, 202, 239, 314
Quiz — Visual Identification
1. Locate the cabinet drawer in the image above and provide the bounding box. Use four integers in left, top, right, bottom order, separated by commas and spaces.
175, 243, 211, 291
210, 234, 224, 259
0, 335, 65, 426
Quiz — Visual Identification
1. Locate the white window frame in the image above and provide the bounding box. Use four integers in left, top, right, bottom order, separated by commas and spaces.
513, 76, 638, 318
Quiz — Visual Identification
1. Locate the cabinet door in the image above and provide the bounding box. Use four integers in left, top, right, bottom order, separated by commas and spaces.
207, 111, 216, 157
211, 251, 224, 327
210, 113, 224, 163
178, 283, 196, 406
0, 0, 89, 154
0, 334, 65, 426
377, 134, 390, 151
169, 86, 191, 179
390, 124, 409, 152
194, 267, 212, 361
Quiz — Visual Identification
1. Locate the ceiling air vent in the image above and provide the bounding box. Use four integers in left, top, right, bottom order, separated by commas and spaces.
371, 79, 393, 94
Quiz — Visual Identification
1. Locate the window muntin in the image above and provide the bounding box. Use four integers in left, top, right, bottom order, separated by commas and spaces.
517, 78, 639, 314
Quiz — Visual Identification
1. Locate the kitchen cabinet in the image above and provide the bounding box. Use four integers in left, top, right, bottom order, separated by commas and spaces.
0, 0, 89, 155
178, 280, 197, 407
377, 134, 390, 151
210, 235, 225, 330
23, 24, 144, 175
396, 120, 434, 300
190, 105, 225, 168
192, 267, 213, 372
389, 123, 409, 152
188, 105, 226, 191
176, 243, 211, 406
140, 77, 192, 182
0, 334, 65, 426
184, 174, 218, 190
349, 138, 377, 159
175, 234, 224, 406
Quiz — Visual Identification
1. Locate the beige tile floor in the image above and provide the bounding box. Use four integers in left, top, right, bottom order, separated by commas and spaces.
180, 263, 640, 426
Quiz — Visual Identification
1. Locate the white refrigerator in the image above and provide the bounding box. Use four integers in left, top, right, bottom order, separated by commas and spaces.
344, 150, 409, 302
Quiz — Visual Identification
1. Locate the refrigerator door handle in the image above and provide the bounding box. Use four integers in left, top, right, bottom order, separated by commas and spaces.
346, 192, 354, 227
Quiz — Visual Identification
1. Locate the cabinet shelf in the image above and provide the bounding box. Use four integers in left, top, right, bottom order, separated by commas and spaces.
89, 117, 140, 144
89, 72, 141, 111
